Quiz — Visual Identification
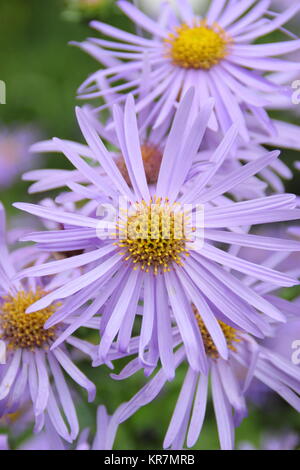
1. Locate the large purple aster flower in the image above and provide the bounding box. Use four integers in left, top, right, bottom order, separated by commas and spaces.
0, 203, 96, 442
75, 0, 300, 139
14, 90, 300, 380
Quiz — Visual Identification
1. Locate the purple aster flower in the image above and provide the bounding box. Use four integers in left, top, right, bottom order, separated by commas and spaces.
83, 403, 124, 450
0, 125, 39, 188
136, 0, 210, 19
0, 203, 96, 442
115, 314, 300, 450
23, 101, 296, 200
0, 434, 9, 450
75, 0, 300, 140
14, 90, 300, 380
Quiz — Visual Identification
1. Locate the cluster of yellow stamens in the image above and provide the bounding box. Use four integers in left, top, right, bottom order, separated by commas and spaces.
0, 290, 58, 350
166, 20, 231, 70
193, 305, 240, 359
116, 197, 193, 274
116, 143, 163, 186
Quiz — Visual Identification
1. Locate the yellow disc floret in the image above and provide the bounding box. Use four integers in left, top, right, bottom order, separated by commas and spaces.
0, 289, 58, 350
166, 20, 230, 70
193, 305, 240, 359
116, 198, 193, 274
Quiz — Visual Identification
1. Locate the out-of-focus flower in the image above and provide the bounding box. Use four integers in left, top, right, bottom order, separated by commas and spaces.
239, 431, 299, 450
75, 0, 300, 140
0, 403, 34, 437
13, 91, 300, 379
0, 203, 96, 442
263, 306, 300, 363
3, 404, 124, 450
0, 126, 39, 189
115, 320, 300, 450
0, 434, 9, 450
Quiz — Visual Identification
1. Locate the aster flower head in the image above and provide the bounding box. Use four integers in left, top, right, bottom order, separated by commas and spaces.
0, 203, 96, 442
76, 0, 300, 140
116, 293, 300, 450
0, 434, 9, 450
25, 98, 298, 200
23, 100, 178, 198
14, 90, 300, 382
239, 431, 299, 450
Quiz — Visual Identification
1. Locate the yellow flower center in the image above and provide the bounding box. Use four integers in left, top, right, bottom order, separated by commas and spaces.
166, 20, 230, 70
116, 143, 163, 186
116, 198, 193, 274
0, 290, 58, 350
193, 305, 240, 359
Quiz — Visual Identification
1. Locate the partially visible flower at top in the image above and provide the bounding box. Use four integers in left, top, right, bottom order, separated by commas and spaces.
228, 241, 300, 407
75, 0, 300, 140
0, 434, 9, 450
239, 431, 299, 450
23, 102, 178, 197
0, 203, 96, 443
14, 91, 300, 380
0, 125, 39, 188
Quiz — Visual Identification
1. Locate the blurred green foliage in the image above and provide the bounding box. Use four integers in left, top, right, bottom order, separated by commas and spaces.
0, 0, 300, 450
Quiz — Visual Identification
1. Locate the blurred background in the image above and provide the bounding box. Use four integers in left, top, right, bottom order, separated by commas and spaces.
0, 0, 300, 450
